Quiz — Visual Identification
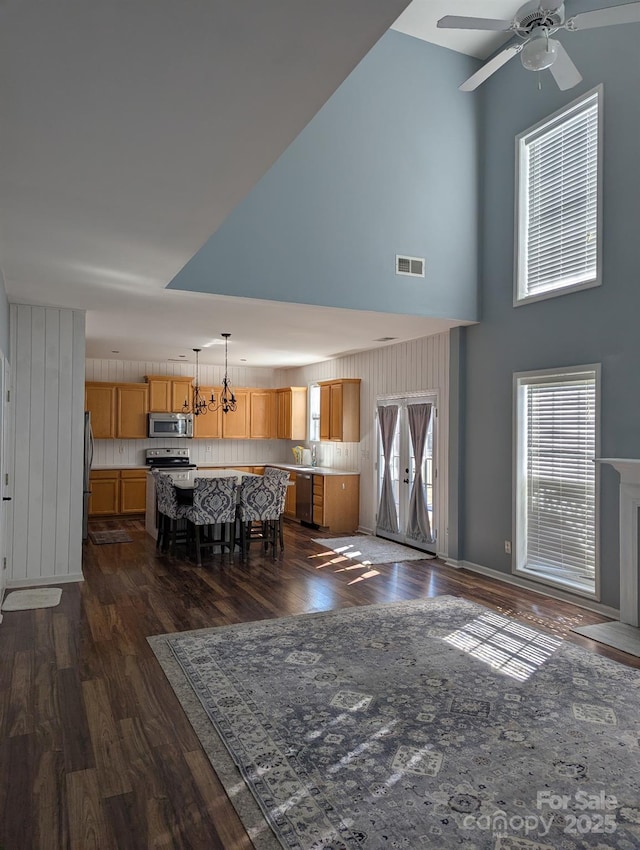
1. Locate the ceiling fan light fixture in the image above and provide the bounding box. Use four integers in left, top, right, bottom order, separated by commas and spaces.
520, 32, 559, 71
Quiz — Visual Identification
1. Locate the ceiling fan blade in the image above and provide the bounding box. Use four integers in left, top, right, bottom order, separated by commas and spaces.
549, 42, 583, 90
459, 44, 522, 91
437, 15, 513, 31
569, 1, 640, 29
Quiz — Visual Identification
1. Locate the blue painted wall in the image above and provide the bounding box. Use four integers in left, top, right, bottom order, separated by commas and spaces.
460, 21, 640, 608
170, 30, 480, 321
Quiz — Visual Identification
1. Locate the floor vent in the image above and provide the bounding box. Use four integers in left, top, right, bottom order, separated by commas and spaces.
396, 255, 425, 277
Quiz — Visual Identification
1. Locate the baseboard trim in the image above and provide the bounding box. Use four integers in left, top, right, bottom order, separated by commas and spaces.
457, 559, 619, 619
7, 573, 84, 589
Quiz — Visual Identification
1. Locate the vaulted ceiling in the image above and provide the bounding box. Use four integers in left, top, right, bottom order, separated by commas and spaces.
0, 0, 496, 367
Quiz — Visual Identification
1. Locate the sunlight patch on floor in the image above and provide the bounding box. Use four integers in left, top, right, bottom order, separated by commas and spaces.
443, 611, 562, 681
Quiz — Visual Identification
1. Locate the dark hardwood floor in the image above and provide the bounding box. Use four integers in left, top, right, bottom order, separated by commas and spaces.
0, 518, 636, 849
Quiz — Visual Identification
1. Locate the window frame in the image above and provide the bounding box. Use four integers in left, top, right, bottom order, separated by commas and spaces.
512, 363, 601, 600
514, 85, 603, 307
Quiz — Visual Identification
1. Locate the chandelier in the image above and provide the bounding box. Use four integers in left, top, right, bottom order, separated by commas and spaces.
182, 333, 237, 416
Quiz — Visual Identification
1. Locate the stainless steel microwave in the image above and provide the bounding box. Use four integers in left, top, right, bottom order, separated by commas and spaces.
148, 412, 194, 438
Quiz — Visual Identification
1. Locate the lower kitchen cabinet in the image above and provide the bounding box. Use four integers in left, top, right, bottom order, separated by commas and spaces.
284, 472, 297, 518
119, 469, 148, 514
89, 468, 147, 516
89, 470, 119, 516
312, 474, 359, 533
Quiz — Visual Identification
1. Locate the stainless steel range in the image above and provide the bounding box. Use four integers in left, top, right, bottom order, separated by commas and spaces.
145, 447, 196, 470
145, 448, 197, 538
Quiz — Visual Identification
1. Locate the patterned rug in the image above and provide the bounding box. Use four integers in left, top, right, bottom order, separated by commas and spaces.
149, 597, 640, 849
311, 535, 436, 564
88, 530, 133, 545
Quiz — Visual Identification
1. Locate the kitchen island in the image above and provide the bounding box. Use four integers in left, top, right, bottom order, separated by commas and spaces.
145, 463, 360, 540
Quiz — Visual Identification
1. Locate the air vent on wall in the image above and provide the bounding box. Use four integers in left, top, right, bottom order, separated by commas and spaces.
396, 255, 425, 278
374, 337, 398, 342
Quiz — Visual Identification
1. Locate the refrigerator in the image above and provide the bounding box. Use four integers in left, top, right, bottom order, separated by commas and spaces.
82, 411, 94, 542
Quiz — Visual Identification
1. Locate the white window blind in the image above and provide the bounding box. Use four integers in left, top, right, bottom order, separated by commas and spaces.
517, 90, 600, 302
516, 369, 597, 594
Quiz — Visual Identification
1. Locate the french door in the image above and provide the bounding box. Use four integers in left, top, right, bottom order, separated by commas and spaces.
375, 394, 437, 552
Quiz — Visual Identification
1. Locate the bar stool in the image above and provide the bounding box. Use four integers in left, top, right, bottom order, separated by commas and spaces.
237, 476, 288, 560
185, 477, 237, 566
156, 474, 190, 554
263, 467, 290, 552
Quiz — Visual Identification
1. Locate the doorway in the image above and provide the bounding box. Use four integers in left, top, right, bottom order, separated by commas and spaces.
0, 352, 9, 605
375, 394, 437, 552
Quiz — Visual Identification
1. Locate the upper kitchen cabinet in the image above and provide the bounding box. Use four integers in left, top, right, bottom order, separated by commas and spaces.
193, 387, 222, 438
145, 376, 194, 412
116, 384, 149, 439
276, 387, 307, 441
221, 389, 250, 439
250, 390, 276, 439
85, 383, 116, 438
318, 379, 360, 442
86, 381, 149, 439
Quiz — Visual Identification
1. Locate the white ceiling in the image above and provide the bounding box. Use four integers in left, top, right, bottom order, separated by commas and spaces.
0, 0, 491, 369
392, 0, 514, 59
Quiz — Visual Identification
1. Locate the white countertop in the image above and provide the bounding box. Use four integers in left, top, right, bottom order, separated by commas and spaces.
92, 464, 148, 470
266, 463, 359, 477
162, 468, 259, 489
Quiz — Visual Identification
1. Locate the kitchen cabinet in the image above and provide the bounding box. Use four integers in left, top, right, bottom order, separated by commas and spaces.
119, 469, 148, 513
276, 387, 307, 440
88, 470, 120, 515
193, 388, 222, 438
318, 379, 360, 442
312, 474, 360, 533
116, 385, 149, 438
85, 384, 116, 439
284, 471, 297, 518
250, 390, 276, 439
145, 376, 194, 412
89, 468, 147, 516
86, 382, 148, 439
221, 389, 250, 439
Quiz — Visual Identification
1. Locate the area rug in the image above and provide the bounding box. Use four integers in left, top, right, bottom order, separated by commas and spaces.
149, 597, 640, 849
88, 529, 133, 545
311, 535, 436, 564
2, 587, 62, 611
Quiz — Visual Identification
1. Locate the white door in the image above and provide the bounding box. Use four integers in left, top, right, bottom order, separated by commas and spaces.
375, 395, 437, 552
0, 353, 9, 603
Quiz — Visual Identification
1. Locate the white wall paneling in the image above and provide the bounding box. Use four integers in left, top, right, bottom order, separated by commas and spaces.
9, 305, 86, 585
85, 358, 274, 388
92, 437, 290, 468
281, 332, 450, 554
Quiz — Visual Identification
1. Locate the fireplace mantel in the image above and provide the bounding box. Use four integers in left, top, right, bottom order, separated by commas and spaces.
596, 458, 640, 484
596, 459, 640, 626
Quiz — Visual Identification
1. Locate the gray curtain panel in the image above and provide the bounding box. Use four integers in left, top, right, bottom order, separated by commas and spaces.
406, 403, 433, 544
376, 405, 399, 534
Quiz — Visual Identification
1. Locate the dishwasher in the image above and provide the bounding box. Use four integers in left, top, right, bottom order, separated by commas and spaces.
295, 472, 314, 525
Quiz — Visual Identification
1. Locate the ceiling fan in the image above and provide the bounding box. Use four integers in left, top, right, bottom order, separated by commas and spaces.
438, 0, 640, 91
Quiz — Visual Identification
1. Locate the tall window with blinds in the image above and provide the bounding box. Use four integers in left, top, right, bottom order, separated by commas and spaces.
514, 366, 599, 596
515, 87, 601, 305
